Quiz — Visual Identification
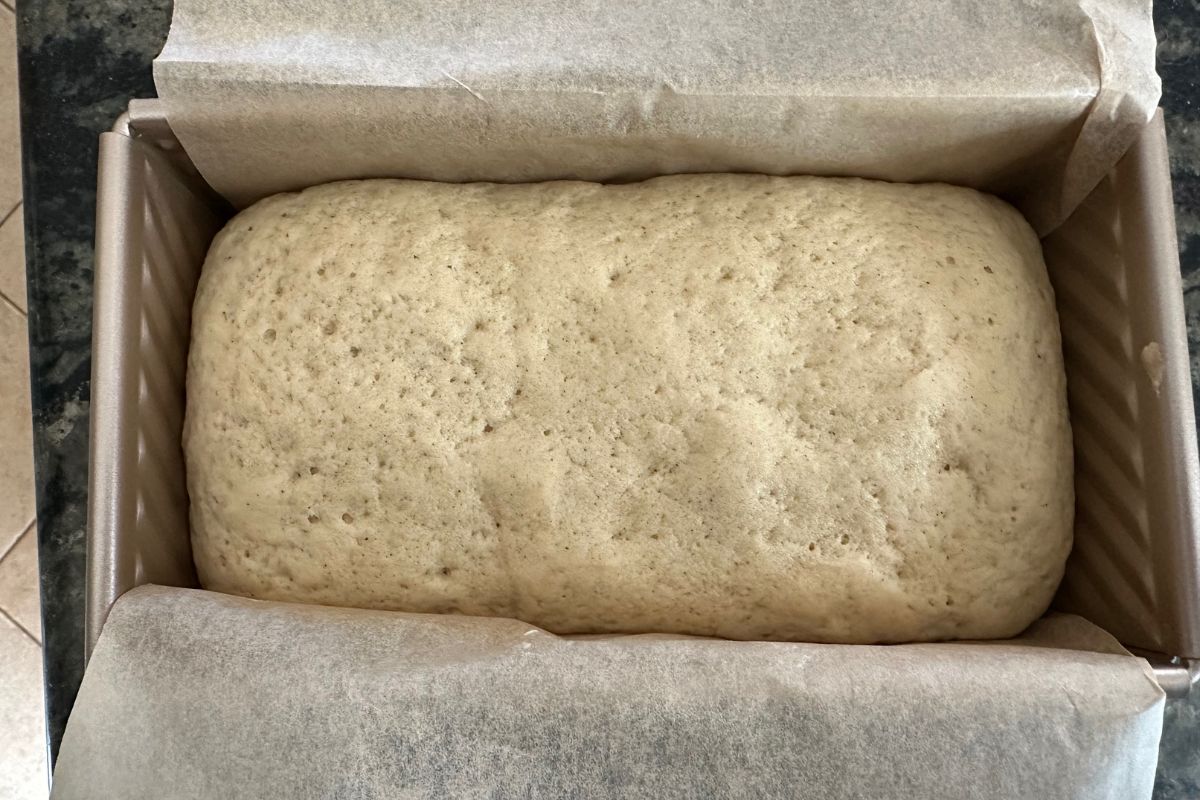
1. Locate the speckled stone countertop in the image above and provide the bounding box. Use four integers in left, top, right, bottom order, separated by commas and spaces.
15, 0, 1200, 794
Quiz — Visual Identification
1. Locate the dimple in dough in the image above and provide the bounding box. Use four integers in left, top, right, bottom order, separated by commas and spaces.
184, 174, 1073, 644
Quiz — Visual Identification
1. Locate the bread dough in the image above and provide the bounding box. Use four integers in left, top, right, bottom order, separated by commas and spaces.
184, 175, 1072, 643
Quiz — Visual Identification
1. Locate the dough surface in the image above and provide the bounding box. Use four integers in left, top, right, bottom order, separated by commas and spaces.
185, 175, 1072, 643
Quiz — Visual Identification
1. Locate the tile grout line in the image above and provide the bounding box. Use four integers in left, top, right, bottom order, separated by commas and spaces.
0, 287, 24, 316
0, 523, 40, 644
0, 516, 36, 564
0, 200, 19, 228
0, 201, 26, 315
0, 605, 40, 647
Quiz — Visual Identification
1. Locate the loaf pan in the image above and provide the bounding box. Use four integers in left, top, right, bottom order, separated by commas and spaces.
87, 99, 1200, 694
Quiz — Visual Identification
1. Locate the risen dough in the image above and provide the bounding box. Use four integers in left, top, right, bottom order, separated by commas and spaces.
184, 175, 1072, 643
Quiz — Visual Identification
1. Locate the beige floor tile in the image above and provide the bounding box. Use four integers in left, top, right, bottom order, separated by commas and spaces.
0, 526, 39, 642
0, 9, 19, 215
0, 615, 47, 799
0, 299, 33, 555
0, 204, 25, 312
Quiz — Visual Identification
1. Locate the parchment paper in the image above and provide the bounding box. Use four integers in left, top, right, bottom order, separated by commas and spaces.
152, 0, 1160, 233
51, 586, 1163, 799
80, 3, 1169, 796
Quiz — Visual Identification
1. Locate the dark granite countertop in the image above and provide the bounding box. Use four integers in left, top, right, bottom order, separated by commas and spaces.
15, 0, 1200, 794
